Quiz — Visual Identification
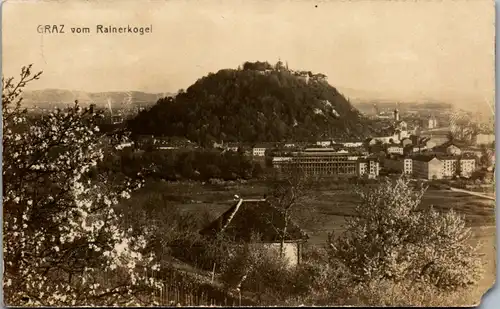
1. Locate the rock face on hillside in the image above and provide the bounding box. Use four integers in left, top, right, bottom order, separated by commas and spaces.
128, 61, 374, 146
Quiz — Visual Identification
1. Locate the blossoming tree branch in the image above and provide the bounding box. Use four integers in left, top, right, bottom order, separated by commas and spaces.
3, 65, 162, 306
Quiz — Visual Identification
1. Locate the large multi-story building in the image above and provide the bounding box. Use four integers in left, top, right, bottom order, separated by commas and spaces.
272, 149, 375, 177
404, 157, 413, 175
437, 155, 476, 178
253, 147, 266, 157
253, 143, 275, 157
338, 141, 364, 148
412, 156, 443, 179
459, 158, 476, 177
439, 156, 459, 178
357, 158, 380, 178
387, 146, 404, 155
316, 140, 333, 147
411, 154, 476, 179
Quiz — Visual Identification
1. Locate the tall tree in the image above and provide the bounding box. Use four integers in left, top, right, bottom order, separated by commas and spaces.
267, 168, 313, 258
3, 65, 160, 306
455, 158, 462, 178
479, 144, 493, 168
327, 178, 483, 290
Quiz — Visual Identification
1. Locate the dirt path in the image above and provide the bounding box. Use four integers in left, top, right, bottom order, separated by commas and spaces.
449, 187, 495, 201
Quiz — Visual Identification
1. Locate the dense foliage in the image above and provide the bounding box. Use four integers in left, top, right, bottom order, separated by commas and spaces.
216, 176, 486, 306
327, 178, 484, 291
479, 144, 494, 168
2, 66, 162, 306
128, 61, 375, 146
98, 148, 264, 181
219, 241, 348, 306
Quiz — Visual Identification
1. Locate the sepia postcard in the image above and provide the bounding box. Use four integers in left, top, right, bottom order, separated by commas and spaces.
2, 0, 496, 307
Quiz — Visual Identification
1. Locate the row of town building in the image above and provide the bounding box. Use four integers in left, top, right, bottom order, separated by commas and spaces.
131, 135, 490, 178
127, 106, 493, 182
131, 136, 366, 155
268, 137, 495, 180
271, 147, 480, 180
384, 154, 477, 179
272, 148, 380, 179
215, 141, 366, 157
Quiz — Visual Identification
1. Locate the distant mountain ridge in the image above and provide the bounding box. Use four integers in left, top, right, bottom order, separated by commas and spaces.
343, 88, 479, 112
22, 89, 176, 109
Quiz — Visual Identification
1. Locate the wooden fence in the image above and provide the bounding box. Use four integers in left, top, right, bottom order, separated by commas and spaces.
143, 267, 258, 307
152, 282, 242, 306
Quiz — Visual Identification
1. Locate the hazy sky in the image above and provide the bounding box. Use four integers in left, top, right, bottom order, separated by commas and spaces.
2, 0, 495, 109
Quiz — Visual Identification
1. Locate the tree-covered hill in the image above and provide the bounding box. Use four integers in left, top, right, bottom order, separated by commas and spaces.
127, 61, 375, 146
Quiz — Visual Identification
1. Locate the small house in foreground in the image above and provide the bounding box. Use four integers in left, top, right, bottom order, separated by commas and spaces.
199, 199, 309, 267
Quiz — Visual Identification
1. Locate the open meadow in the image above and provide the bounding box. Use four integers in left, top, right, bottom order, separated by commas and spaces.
133, 178, 496, 303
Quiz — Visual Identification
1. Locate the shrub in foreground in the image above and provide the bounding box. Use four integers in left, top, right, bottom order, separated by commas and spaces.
345, 279, 482, 307
327, 178, 484, 298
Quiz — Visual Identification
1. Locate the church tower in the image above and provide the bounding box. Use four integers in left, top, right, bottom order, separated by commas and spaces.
393, 108, 400, 121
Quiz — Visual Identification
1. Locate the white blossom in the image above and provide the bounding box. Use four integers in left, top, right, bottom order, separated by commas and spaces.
3, 66, 161, 307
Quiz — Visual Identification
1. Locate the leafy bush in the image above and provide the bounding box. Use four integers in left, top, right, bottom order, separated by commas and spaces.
220, 242, 296, 303
292, 261, 337, 300
115, 190, 205, 268
99, 148, 259, 181
168, 235, 236, 273
218, 242, 359, 306
327, 177, 484, 292
346, 279, 481, 307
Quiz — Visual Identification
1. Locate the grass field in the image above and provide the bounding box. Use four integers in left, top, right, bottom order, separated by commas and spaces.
142, 179, 496, 304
